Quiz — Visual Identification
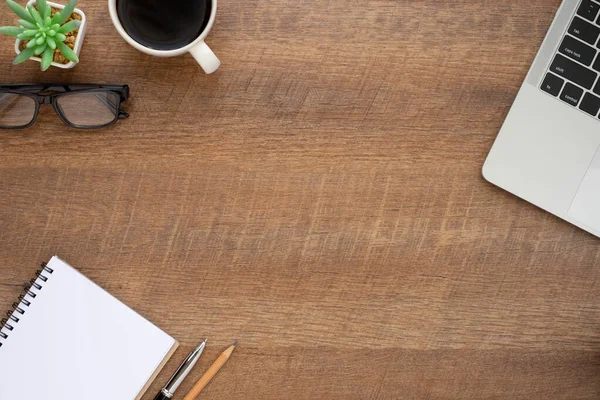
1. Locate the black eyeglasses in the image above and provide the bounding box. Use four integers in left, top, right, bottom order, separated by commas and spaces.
0, 84, 129, 129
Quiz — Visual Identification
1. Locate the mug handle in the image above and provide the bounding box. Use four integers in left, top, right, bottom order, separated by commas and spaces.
189, 41, 221, 74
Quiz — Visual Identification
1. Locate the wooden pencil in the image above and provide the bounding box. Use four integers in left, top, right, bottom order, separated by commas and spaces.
183, 341, 238, 400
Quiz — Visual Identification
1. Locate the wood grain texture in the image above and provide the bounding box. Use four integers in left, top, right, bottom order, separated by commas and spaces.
1, 0, 600, 398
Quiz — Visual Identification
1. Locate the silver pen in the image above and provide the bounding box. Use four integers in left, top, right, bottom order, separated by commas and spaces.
154, 339, 207, 400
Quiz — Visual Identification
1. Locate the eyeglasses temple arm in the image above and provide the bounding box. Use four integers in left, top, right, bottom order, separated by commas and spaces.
118, 109, 129, 119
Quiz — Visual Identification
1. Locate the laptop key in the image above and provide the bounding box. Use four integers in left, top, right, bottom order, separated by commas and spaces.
578, 0, 600, 22
593, 79, 600, 95
568, 17, 600, 45
550, 54, 597, 89
593, 54, 600, 72
559, 35, 597, 65
541, 73, 564, 96
560, 83, 584, 106
579, 92, 600, 116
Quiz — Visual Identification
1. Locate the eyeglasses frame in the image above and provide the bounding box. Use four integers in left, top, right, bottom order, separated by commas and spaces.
0, 84, 130, 129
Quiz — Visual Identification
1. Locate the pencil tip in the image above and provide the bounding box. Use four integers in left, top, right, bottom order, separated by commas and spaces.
232, 340, 238, 347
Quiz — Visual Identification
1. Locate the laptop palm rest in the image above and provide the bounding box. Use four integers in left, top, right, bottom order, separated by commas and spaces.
568, 145, 600, 232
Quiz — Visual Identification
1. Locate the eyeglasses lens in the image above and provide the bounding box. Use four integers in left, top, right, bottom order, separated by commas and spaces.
56, 92, 120, 128
0, 94, 36, 128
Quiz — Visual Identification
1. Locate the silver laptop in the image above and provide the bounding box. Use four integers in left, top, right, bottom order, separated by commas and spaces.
484, 0, 600, 238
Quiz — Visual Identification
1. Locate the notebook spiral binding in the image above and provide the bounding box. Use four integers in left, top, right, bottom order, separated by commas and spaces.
0, 262, 54, 347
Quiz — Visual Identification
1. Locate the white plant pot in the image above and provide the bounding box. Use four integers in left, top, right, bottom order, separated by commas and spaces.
14, 0, 86, 69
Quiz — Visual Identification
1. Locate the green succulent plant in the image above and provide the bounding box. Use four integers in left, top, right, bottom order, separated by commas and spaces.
0, 0, 80, 71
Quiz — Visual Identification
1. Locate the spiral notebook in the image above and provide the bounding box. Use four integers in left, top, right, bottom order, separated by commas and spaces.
0, 256, 179, 400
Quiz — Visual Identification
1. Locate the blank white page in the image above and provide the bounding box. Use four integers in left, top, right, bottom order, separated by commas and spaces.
0, 256, 178, 400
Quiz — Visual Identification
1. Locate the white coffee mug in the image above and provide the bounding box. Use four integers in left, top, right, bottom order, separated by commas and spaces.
108, 0, 220, 74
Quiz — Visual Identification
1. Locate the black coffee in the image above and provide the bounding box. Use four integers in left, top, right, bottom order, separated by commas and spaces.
117, 0, 211, 50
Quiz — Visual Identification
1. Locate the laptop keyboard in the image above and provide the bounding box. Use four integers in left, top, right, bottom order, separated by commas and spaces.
541, 0, 600, 119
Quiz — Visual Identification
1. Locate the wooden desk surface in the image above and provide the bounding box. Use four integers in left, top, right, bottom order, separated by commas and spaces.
1, 0, 599, 398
